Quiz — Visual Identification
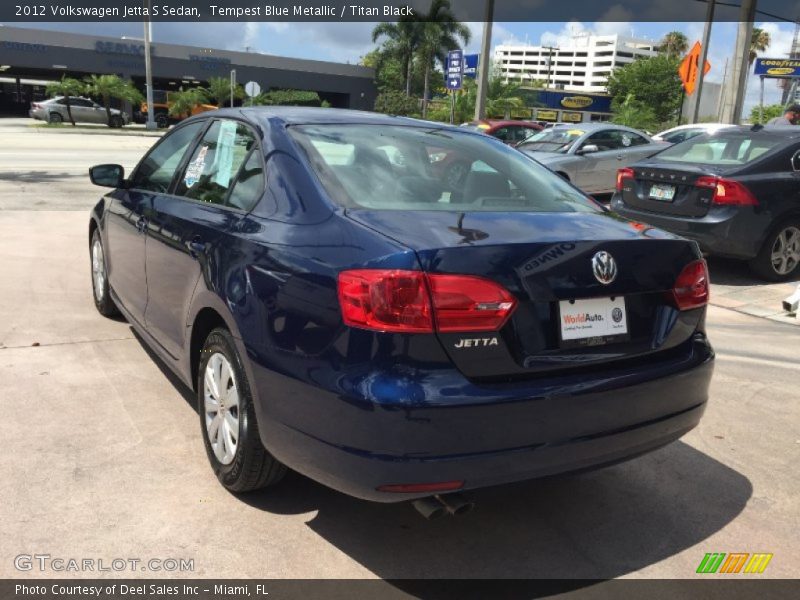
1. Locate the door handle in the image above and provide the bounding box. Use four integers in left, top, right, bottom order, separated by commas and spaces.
186, 237, 207, 258
136, 216, 147, 233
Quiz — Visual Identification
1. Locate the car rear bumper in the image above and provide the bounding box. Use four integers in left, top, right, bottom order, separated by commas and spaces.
249, 335, 714, 502
611, 196, 762, 259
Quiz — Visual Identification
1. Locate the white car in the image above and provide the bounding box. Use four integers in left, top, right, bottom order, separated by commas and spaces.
652, 123, 736, 144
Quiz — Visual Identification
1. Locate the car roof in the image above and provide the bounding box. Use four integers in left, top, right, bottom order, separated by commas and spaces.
548, 122, 652, 136
204, 106, 459, 130
712, 125, 800, 140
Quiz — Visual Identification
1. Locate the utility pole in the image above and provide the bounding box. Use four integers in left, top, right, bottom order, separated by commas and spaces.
542, 46, 558, 89
142, 0, 156, 130
473, 0, 494, 121
691, 0, 715, 123
720, 0, 756, 123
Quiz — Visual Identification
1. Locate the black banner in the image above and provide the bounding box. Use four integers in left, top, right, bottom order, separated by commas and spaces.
1, 0, 797, 23
2, 579, 799, 600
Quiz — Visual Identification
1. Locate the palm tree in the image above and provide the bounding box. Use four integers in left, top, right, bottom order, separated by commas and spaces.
83, 74, 142, 126
416, 0, 471, 118
749, 27, 771, 64
45, 76, 84, 126
372, 17, 421, 96
167, 87, 209, 118
660, 31, 689, 58
205, 76, 244, 107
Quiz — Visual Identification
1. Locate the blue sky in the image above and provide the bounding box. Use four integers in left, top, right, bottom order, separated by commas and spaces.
7, 20, 797, 115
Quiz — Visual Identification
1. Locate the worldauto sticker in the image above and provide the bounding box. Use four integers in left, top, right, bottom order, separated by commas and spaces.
559, 296, 628, 340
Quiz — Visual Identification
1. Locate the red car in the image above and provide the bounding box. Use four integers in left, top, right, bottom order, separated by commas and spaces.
462, 119, 543, 144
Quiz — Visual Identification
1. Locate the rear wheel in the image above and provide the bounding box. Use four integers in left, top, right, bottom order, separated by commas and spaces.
48, 112, 63, 124
109, 115, 123, 128
90, 229, 120, 317
198, 328, 286, 493
749, 220, 800, 281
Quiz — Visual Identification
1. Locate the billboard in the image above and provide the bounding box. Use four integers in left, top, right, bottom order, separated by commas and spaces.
753, 58, 800, 78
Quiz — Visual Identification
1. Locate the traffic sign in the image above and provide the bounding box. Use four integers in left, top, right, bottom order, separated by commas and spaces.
244, 81, 261, 97
678, 42, 711, 96
445, 49, 463, 90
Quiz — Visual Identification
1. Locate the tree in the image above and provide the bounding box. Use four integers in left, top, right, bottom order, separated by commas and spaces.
167, 87, 208, 118
660, 31, 689, 58
83, 74, 142, 126
611, 94, 658, 131
374, 90, 419, 116
606, 54, 683, 125
205, 75, 244, 107
372, 17, 421, 96
250, 89, 325, 106
749, 27, 771, 64
415, 0, 471, 118
45, 76, 84, 126
749, 103, 785, 124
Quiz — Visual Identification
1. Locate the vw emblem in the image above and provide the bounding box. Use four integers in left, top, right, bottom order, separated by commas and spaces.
592, 251, 618, 285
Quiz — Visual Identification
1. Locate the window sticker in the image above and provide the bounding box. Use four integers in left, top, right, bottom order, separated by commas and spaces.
621, 134, 631, 147
214, 121, 239, 188
183, 145, 209, 188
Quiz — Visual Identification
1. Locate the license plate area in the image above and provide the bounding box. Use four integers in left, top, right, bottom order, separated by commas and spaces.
558, 296, 629, 348
649, 183, 676, 201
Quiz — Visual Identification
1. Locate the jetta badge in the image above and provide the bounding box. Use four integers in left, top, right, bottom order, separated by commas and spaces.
592, 251, 617, 285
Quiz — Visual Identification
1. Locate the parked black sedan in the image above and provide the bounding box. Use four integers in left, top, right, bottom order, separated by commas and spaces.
612, 127, 800, 281
88, 108, 714, 511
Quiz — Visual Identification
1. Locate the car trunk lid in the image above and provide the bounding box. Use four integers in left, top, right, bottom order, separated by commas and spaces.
346, 209, 703, 380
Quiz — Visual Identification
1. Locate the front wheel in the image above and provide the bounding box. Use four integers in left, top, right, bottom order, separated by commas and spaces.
109, 115, 123, 128
198, 328, 286, 493
155, 113, 170, 129
90, 229, 120, 317
749, 220, 800, 281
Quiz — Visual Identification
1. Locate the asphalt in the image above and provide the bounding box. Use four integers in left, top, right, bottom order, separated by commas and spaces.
0, 119, 798, 582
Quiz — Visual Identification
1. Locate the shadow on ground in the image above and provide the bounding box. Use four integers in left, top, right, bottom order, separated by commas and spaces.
0, 170, 79, 183
131, 327, 751, 592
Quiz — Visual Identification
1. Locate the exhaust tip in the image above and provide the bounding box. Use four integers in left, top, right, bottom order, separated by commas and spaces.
437, 493, 475, 516
411, 497, 447, 520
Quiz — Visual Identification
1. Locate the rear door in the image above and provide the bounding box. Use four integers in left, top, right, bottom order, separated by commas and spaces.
144, 118, 265, 358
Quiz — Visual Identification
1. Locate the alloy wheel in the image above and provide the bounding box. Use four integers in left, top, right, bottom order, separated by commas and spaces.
203, 353, 240, 465
91, 238, 105, 302
770, 226, 800, 276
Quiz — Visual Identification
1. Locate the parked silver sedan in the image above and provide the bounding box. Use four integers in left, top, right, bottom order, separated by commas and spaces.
516, 123, 665, 195
29, 96, 129, 128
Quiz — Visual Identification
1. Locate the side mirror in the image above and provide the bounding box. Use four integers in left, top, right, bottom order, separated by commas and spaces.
90, 164, 124, 188
792, 150, 800, 172
577, 144, 600, 155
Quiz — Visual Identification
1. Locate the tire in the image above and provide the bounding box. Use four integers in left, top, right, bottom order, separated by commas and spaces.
748, 219, 800, 282
48, 112, 63, 124
155, 113, 170, 129
90, 228, 120, 317
198, 328, 286, 493
109, 115, 123, 128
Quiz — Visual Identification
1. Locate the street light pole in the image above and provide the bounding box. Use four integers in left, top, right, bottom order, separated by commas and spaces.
143, 0, 155, 130
691, 0, 715, 124
720, 0, 756, 123
473, 0, 494, 121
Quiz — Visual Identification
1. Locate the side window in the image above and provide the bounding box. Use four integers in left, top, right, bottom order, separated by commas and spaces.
227, 151, 265, 212
664, 131, 688, 144
623, 132, 650, 146
492, 127, 511, 142
175, 120, 257, 206
73, 98, 95, 108
130, 121, 205, 193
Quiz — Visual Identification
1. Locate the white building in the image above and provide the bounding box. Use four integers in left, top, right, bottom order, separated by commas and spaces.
494, 34, 659, 93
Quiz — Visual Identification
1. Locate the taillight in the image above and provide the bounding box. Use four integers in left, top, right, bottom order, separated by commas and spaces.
672, 259, 709, 310
337, 270, 517, 333
695, 176, 758, 206
616, 167, 634, 191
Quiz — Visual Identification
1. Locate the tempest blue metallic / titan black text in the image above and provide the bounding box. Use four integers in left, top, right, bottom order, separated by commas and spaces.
88, 108, 714, 507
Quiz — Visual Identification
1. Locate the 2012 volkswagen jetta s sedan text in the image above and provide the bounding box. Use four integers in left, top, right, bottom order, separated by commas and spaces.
88, 108, 714, 505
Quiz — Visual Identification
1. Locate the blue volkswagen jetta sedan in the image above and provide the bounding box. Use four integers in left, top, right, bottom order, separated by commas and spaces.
88, 108, 714, 510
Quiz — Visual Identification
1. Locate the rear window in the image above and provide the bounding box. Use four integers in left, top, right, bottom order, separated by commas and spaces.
516, 128, 584, 153
288, 124, 598, 213
656, 133, 783, 165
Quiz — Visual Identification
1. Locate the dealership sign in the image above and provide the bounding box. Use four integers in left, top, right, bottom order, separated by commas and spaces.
95, 41, 151, 56
560, 95, 593, 109
753, 58, 800, 78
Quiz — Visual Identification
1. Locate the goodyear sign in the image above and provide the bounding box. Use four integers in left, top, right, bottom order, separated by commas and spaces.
753, 58, 800, 78
560, 96, 594, 109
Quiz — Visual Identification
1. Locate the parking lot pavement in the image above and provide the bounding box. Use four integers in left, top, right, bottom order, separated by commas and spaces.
0, 118, 159, 211
1, 209, 798, 581
707, 257, 799, 326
